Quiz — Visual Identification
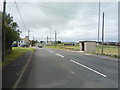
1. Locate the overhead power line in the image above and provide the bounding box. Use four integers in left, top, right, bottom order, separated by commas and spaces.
14, 0, 28, 30
25, 3, 78, 15
27, 4, 98, 16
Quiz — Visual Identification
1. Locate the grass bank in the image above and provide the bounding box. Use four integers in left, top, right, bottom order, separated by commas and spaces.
2, 47, 34, 67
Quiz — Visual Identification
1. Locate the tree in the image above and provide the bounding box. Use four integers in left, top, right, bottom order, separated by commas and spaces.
57, 40, 61, 44
3, 13, 20, 54
31, 40, 38, 46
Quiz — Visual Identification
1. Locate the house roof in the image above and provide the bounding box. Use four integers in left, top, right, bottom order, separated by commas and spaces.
79, 41, 96, 43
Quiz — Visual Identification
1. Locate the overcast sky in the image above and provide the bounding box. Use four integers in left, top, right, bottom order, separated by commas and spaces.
0, 0, 118, 42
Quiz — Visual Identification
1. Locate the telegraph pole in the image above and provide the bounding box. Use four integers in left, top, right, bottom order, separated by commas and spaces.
97, 0, 101, 54
55, 30, 57, 47
28, 30, 30, 40
47, 35, 48, 44
28, 30, 30, 47
33, 36, 35, 40
50, 27, 52, 42
2, 0, 6, 62
101, 12, 104, 55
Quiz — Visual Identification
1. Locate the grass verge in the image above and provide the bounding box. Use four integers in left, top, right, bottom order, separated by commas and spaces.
45, 45, 119, 58
45, 45, 79, 51
1, 47, 34, 67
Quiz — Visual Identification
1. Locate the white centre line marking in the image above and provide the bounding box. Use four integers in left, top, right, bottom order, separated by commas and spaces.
49, 51, 54, 53
56, 54, 64, 58
70, 60, 107, 77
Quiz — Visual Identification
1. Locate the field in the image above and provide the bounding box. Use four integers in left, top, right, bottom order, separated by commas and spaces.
45, 44, 119, 58
96, 45, 119, 57
45, 44, 79, 51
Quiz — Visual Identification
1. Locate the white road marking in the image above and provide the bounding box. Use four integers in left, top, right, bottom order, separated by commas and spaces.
56, 54, 64, 58
71, 71, 74, 74
70, 60, 107, 77
49, 51, 54, 53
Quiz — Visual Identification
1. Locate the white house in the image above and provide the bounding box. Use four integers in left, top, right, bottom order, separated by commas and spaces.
18, 36, 31, 47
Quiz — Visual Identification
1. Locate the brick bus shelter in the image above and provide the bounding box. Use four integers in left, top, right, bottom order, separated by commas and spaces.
79, 41, 96, 53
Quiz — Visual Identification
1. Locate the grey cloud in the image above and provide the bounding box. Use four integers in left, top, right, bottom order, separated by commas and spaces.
6, 2, 118, 42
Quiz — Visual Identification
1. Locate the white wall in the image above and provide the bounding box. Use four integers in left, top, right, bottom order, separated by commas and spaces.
79, 42, 96, 53
85, 42, 96, 53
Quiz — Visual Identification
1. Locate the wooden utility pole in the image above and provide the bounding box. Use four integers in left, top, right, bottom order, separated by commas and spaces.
2, 0, 6, 62
33, 36, 34, 40
47, 35, 48, 44
28, 30, 30, 40
50, 27, 52, 42
55, 30, 57, 47
97, 0, 101, 54
101, 12, 104, 55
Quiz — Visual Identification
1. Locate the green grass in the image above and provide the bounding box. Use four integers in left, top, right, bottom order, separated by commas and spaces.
45, 45, 79, 51
96, 45, 119, 58
45, 44, 119, 58
2, 47, 34, 67
45, 44, 80, 51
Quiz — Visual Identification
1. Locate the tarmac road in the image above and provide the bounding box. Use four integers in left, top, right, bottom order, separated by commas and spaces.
18, 47, 118, 88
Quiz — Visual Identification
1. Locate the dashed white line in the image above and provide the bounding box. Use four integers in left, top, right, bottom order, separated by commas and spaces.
49, 51, 54, 53
70, 60, 107, 77
56, 54, 64, 58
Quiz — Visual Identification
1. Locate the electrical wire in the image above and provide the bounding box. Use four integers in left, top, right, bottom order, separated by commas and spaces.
14, 0, 28, 30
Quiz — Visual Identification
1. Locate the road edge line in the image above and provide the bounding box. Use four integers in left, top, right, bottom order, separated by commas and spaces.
12, 52, 34, 89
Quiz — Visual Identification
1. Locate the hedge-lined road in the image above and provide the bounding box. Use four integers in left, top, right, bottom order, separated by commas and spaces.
18, 47, 118, 88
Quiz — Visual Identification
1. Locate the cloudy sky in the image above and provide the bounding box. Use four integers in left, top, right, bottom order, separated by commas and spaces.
0, 0, 118, 42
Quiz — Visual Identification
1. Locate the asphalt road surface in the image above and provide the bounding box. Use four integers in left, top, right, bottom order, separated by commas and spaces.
18, 47, 118, 88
